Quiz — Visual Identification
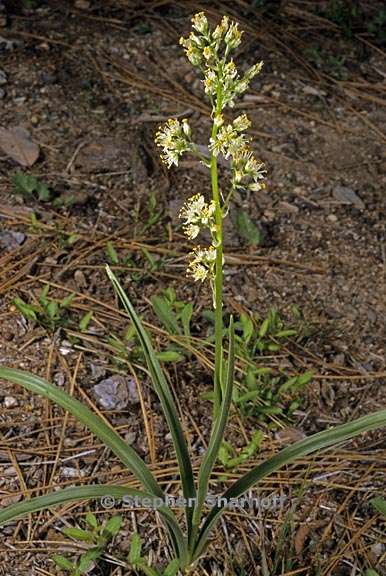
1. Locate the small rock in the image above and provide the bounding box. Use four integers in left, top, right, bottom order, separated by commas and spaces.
3, 396, 18, 408
59, 341, 73, 355
0, 36, 23, 50
93, 374, 139, 410
74, 269, 87, 288
370, 542, 384, 558
275, 427, 305, 443
75, 0, 91, 8
40, 71, 57, 85
278, 201, 299, 214
333, 185, 365, 209
124, 431, 137, 445
53, 372, 65, 387
303, 85, 326, 97
2, 466, 16, 477
0, 230, 26, 250
328, 213, 338, 222
60, 467, 85, 478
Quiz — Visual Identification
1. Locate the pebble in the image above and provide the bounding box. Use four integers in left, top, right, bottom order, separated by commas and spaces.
328, 213, 338, 222
60, 466, 85, 478
278, 201, 299, 214
3, 396, 18, 408
333, 185, 365, 209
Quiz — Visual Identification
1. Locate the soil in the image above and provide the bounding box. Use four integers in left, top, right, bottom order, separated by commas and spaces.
0, 1, 385, 575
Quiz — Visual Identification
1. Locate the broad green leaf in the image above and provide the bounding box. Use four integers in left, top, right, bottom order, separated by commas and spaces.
36, 181, 51, 202
39, 284, 50, 306
371, 497, 386, 517
246, 368, 257, 390
60, 293, 76, 309
85, 512, 98, 530
366, 570, 380, 576
79, 310, 93, 332
103, 515, 123, 537
106, 266, 196, 537
156, 350, 184, 363
129, 533, 142, 563
240, 313, 254, 344
234, 209, 262, 246
106, 241, 120, 265
259, 318, 269, 338
12, 172, 36, 195
13, 297, 37, 321
78, 548, 101, 571
275, 329, 297, 338
193, 409, 386, 560
63, 527, 93, 542
46, 300, 58, 319
53, 555, 73, 570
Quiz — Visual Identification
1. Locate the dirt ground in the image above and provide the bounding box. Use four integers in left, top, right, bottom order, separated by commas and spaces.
0, 1, 385, 575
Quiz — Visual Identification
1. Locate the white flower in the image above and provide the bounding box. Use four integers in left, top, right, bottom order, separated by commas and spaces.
187, 246, 217, 282
203, 69, 217, 95
233, 114, 251, 132
224, 21, 242, 50
155, 118, 192, 168
179, 194, 216, 239
192, 12, 208, 35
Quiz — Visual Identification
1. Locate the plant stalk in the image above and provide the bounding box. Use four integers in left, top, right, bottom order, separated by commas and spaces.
211, 93, 224, 419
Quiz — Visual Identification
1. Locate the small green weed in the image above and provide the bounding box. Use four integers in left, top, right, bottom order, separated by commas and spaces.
12, 171, 79, 207
233, 208, 263, 246
53, 513, 122, 576
218, 430, 263, 469
12, 171, 51, 202
13, 286, 75, 331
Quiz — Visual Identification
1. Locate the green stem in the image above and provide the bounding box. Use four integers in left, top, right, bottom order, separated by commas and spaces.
210, 121, 223, 419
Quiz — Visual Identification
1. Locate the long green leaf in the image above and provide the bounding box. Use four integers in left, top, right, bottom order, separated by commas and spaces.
190, 317, 235, 545
106, 267, 196, 531
0, 367, 162, 497
193, 409, 386, 560
0, 484, 187, 564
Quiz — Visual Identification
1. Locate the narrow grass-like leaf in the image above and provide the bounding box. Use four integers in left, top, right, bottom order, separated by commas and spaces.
106, 267, 196, 531
0, 367, 161, 497
190, 317, 235, 546
193, 409, 386, 560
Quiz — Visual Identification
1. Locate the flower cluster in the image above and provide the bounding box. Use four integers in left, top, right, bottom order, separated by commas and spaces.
180, 13, 242, 69
209, 114, 266, 192
180, 12, 263, 110
186, 246, 216, 282
155, 118, 192, 168
179, 194, 216, 240
155, 13, 267, 287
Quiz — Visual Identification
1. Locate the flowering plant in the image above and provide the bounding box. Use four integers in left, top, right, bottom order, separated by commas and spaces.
0, 12, 385, 574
